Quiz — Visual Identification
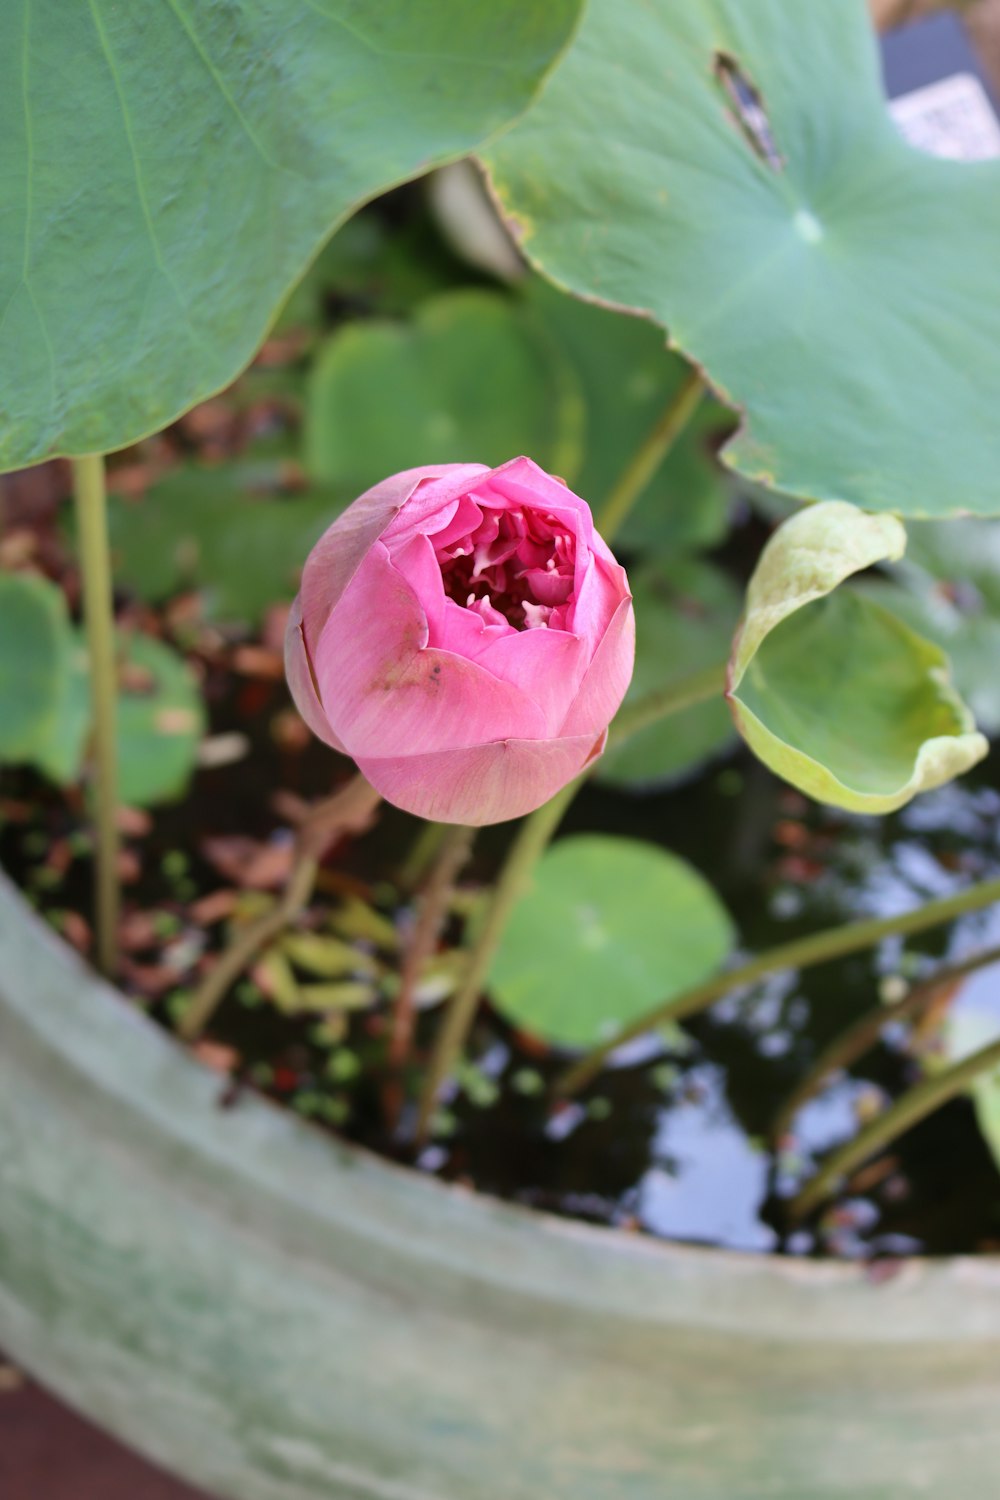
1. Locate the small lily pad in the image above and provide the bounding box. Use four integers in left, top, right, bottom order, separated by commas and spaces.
0, 572, 74, 762
108, 470, 345, 626
305, 289, 584, 490
117, 633, 206, 807
488, 834, 734, 1048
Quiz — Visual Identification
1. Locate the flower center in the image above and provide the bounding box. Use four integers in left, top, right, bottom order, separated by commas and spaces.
435, 504, 576, 630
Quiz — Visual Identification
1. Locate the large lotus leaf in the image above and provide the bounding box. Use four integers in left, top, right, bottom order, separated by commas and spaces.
0, 1, 580, 469
488, 834, 734, 1048
729, 503, 988, 812
306, 290, 584, 488
483, 0, 1000, 517
523, 281, 735, 551
599, 561, 740, 789
0, 572, 73, 760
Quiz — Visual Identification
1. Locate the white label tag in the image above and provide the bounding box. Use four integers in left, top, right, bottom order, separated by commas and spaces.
889, 72, 1000, 161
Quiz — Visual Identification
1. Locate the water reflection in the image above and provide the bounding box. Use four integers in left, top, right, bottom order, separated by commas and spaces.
445, 757, 1000, 1256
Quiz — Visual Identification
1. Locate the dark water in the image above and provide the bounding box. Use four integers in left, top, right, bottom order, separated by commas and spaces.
5, 665, 1000, 1259
419, 756, 1000, 1257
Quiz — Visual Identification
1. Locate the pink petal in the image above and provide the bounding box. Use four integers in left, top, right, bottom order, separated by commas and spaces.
381, 467, 491, 545
300, 464, 488, 657
560, 593, 636, 739
388, 533, 446, 643
474, 624, 587, 736
437, 597, 512, 658
355, 730, 608, 826
570, 551, 630, 653
284, 594, 348, 754
314, 543, 547, 758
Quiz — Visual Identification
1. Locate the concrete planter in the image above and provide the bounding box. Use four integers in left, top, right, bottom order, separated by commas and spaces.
1, 871, 999, 1499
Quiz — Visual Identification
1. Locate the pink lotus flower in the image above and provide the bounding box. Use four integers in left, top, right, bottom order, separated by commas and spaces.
286, 458, 634, 824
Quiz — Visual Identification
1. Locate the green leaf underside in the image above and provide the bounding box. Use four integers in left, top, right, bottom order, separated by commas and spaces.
108, 470, 344, 625
855, 518, 1000, 737
0, 0, 580, 469
599, 562, 740, 788
729, 501, 988, 811
735, 590, 982, 801
488, 834, 734, 1049
0, 572, 72, 760
306, 290, 584, 489
484, 0, 1000, 517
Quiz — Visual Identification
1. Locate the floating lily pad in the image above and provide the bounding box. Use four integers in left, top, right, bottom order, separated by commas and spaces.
599, 562, 739, 789
305, 290, 584, 489
729, 503, 988, 812
488, 834, 734, 1048
0, 572, 73, 761
117, 634, 205, 807
108, 470, 344, 625
485, 0, 1000, 516
0, 1, 580, 467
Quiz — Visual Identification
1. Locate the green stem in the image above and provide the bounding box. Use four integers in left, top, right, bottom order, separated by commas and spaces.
790, 1033, 1000, 1222
556, 875, 1000, 1097
73, 454, 120, 978
769, 942, 1000, 1145
388, 824, 476, 1076
414, 779, 581, 1143
409, 370, 713, 1136
607, 661, 727, 748
398, 821, 448, 892
596, 367, 704, 542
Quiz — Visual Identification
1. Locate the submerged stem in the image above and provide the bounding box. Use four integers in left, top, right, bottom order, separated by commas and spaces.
414, 780, 580, 1144
790, 1033, 1000, 1222
73, 454, 120, 977
385, 823, 476, 1129
769, 942, 1000, 1145
556, 875, 1000, 1098
608, 661, 727, 747
410, 370, 712, 1133
596, 366, 704, 542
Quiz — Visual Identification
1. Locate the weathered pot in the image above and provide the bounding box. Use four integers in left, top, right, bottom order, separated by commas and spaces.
1, 871, 999, 1500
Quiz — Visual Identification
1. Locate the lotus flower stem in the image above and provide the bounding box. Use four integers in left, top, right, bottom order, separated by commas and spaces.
179, 775, 380, 1043
790, 1032, 1000, 1222
769, 942, 1000, 1145
607, 661, 727, 746
414, 778, 582, 1144
385, 823, 476, 1129
556, 875, 1000, 1098
397, 821, 449, 892
73, 454, 120, 977
596, 366, 704, 542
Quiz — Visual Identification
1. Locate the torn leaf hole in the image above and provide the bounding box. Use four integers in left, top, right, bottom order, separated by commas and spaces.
714, 52, 784, 170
